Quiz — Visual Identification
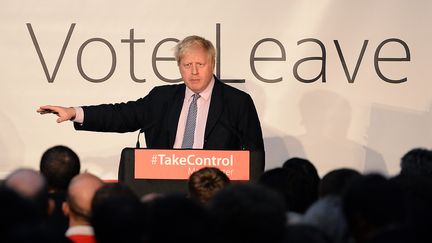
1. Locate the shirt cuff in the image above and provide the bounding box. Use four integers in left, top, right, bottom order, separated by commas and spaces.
73, 107, 84, 123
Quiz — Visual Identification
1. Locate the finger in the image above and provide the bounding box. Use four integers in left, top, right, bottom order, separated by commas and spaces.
37, 109, 59, 115
37, 106, 60, 115
38, 109, 53, 114
38, 105, 54, 111
37, 107, 49, 114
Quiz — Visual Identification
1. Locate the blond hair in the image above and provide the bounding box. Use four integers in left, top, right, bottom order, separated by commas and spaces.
174, 35, 216, 67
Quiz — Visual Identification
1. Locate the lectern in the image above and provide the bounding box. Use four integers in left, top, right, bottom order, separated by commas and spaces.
118, 148, 264, 197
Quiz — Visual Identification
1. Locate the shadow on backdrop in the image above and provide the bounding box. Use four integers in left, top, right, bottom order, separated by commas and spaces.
236, 81, 305, 169
366, 102, 432, 175
0, 111, 25, 178
297, 90, 387, 176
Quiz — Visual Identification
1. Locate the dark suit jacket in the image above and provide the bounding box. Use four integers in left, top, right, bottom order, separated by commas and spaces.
75, 77, 265, 173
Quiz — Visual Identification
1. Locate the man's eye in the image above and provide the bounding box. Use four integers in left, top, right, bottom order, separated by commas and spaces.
184, 64, 191, 68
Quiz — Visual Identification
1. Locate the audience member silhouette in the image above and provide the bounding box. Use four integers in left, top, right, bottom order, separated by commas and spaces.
390, 174, 432, 243
400, 147, 432, 178
302, 196, 350, 243
40, 145, 81, 193
64, 173, 104, 243
343, 174, 406, 243
2, 169, 69, 243
259, 167, 317, 223
91, 183, 143, 243
40, 145, 81, 233
0, 186, 41, 242
282, 157, 320, 187
143, 194, 216, 243
4, 168, 50, 218
209, 183, 286, 243
282, 157, 320, 211
319, 168, 361, 198
188, 167, 230, 204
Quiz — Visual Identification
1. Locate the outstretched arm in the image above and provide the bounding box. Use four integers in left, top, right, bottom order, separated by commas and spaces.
37, 105, 76, 123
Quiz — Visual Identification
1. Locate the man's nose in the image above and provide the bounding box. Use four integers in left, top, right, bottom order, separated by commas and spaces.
191, 64, 198, 74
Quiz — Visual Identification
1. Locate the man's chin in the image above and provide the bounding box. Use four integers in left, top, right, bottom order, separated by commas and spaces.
186, 83, 202, 92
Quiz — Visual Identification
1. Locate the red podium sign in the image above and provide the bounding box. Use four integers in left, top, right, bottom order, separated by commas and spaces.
134, 149, 250, 180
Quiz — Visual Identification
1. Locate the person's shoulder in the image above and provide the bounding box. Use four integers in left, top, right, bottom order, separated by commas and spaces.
216, 79, 251, 99
150, 83, 185, 95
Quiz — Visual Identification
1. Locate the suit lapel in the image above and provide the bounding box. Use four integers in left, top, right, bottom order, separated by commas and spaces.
205, 78, 224, 140
167, 84, 185, 147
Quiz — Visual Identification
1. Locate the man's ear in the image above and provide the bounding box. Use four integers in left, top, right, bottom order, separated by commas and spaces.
62, 201, 70, 217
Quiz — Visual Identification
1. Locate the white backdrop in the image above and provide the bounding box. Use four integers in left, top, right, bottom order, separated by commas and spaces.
1, 0, 431, 179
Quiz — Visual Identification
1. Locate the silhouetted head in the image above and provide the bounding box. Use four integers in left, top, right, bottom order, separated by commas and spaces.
260, 167, 317, 213
400, 148, 432, 178
209, 183, 286, 243
188, 167, 230, 204
40, 145, 80, 192
319, 168, 361, 197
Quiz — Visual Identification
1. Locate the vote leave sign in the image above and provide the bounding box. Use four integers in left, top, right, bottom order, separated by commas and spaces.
134, 149, 250, 180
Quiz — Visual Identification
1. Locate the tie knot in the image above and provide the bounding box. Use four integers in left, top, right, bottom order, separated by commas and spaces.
192, 93, 200, 100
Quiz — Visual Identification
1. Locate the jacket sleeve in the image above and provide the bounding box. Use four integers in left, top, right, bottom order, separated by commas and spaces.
74, 88, 158, 133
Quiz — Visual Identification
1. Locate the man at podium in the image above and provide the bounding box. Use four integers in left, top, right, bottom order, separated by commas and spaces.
37, 35, 265, 172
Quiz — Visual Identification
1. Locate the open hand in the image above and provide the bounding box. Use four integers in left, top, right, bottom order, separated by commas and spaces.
37, 105, 76, 123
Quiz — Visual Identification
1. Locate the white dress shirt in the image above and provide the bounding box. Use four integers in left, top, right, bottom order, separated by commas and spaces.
173, 77, 214, 149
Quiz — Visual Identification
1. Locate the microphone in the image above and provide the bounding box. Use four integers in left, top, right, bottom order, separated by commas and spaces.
136, 128, 144, 148
135, 120, 157, 148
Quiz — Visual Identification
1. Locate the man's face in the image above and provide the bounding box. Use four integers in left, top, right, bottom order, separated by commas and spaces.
179, 46, 214, 93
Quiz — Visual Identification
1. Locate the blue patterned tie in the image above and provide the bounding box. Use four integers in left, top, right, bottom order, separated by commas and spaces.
182, 93, 200, 148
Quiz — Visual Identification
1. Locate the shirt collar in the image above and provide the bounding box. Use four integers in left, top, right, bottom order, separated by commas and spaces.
185, 76, 215, 102
65, 225, 94, 236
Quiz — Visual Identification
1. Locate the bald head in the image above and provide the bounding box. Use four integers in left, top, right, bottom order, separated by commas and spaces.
4, 168, 49, 217
5, 168, 46, 199
66, 173, 104, 223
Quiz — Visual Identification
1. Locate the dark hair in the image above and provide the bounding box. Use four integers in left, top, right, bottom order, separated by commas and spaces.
400, 148, 432, 177
188, 167, 230, 203
40, 145, 80, 192
283, 157, 320, 185
343, 174, 406, 242
283, 157, 320, 200
260, 167, 317, 213
391, 174, 432, 240
144, 195, 216, 243
91, 183, 142, 243
319, 168, 361, 197
209, 183, 286, 243
91, 183, 138, 209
